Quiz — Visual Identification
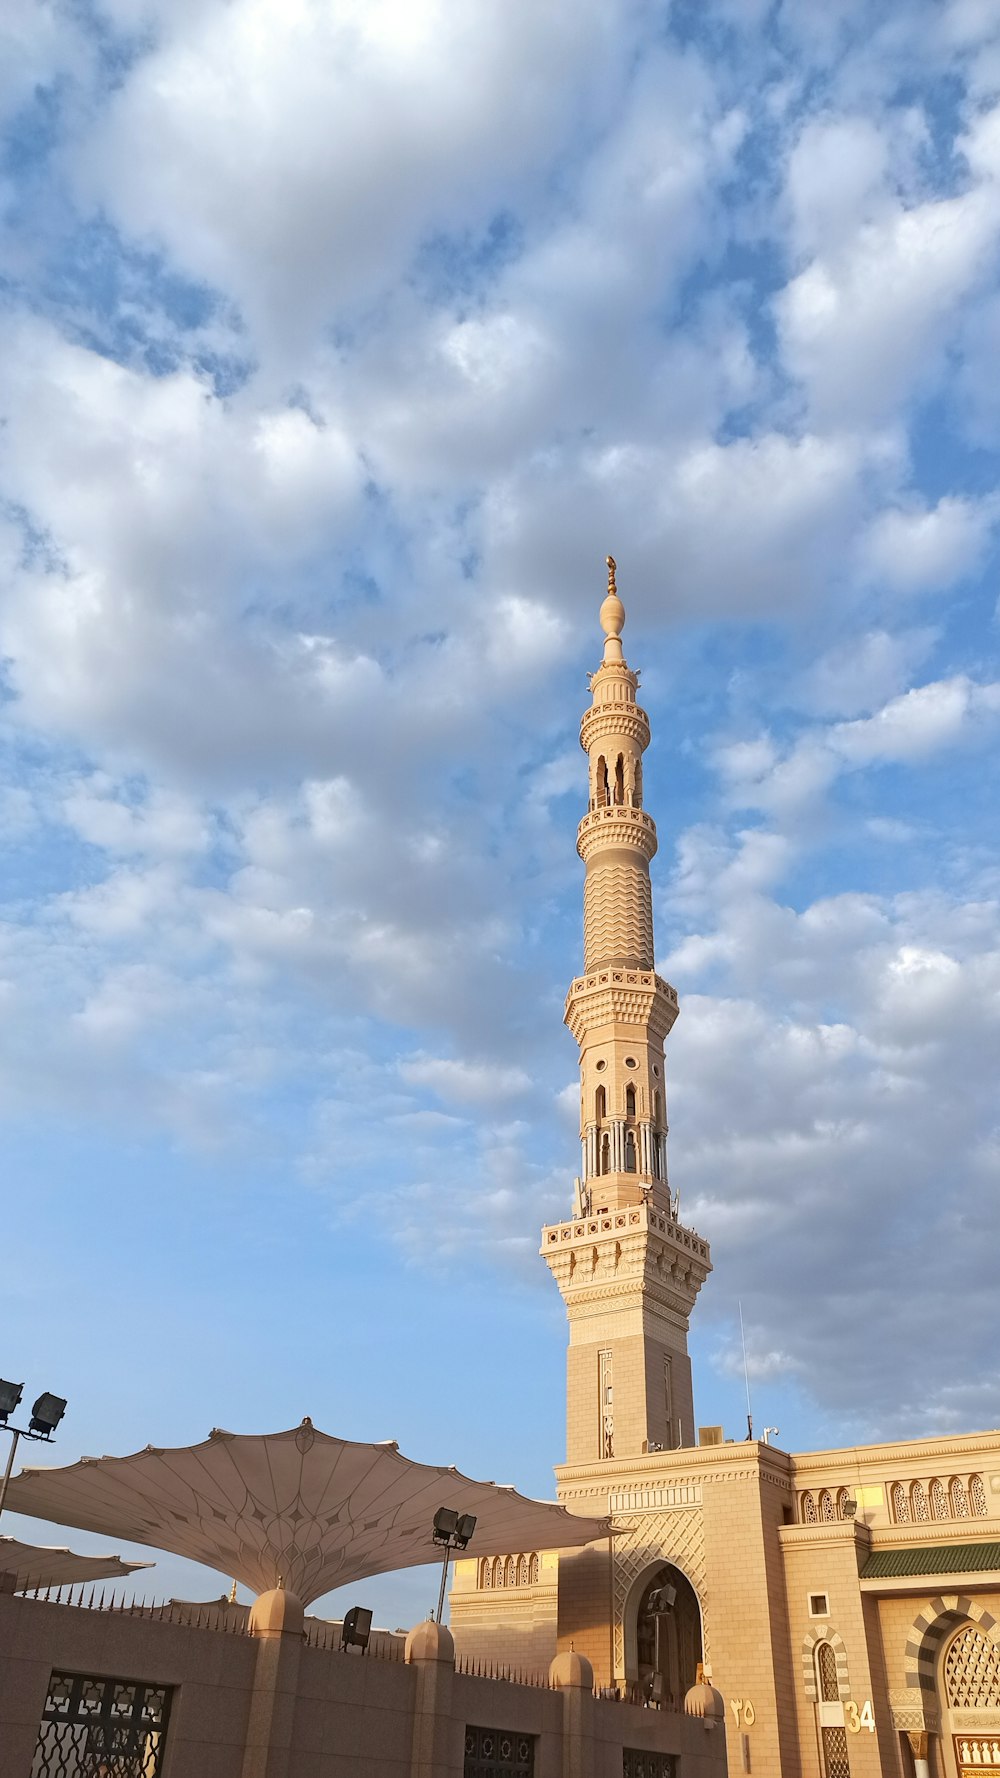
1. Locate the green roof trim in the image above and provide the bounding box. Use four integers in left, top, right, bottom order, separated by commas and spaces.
861, 1543, 1000, 1579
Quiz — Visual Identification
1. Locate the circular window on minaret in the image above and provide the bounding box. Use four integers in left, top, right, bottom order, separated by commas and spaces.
595, 1059, 607, 1072
624, 1056, 637, 1068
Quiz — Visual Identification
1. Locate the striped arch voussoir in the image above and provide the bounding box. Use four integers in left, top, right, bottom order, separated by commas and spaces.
801, 1627, 850, 1702
903, 1596, 1000, 1692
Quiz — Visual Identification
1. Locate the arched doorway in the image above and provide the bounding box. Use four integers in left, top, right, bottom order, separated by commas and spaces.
628, 1563, 702, 1709
939, 1619, 1000, 1776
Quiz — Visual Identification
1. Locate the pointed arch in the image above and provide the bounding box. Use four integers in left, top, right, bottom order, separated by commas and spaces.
614, 753, 625, 804
801, 1627, 850, 1702
891, 1482, 910, 1523
596, 756, 609, 806
902, 1596, 1000, 1695
625, 1083, 636, 1118
595, 1085, 607, 1123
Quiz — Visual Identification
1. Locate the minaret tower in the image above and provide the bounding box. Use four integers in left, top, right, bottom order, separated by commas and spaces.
541, 560, 711, 1462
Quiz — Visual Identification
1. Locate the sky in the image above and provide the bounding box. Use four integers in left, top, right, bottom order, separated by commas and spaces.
1, 0, 999, 1627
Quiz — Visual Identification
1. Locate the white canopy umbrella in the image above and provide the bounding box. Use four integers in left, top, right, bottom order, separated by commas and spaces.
5, 1419, 607, 1606
0, 1535, 152, 1591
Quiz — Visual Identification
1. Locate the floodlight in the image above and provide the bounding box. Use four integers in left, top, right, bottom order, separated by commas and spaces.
454, 1513, 477, 1548
432, 1507, 459, 1544
647, 1583, 677, 1615
28, 1394, 67, 1438
0, 1382, 23, 1425
341, 1605, 372, 1652
842, 1497, 858, 1520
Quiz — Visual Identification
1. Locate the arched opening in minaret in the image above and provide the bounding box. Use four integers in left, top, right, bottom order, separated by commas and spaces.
596, 756, 609, 806
600, 1131, 610, 1175
625, 1130, 636, 1171
595, 1084, 606, 1123
625, 1083, 636, 1118
614, 753, 625, 804
653, 1089, 662, 1128
634, 757, 642, 806
630, 1564, 703, 1709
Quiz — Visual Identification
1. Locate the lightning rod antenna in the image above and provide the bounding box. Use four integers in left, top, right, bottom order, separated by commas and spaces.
739, 1299, 753, 1441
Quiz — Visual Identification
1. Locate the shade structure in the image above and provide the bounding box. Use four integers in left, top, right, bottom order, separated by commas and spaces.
5, 1419, 608, 1606
0, 1536, 152, 1591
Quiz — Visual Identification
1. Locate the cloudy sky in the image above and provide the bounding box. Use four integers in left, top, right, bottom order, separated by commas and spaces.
2, 0, 999, 1622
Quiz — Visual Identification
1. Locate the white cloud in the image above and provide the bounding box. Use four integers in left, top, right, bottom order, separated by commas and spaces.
861, 496, 997, 593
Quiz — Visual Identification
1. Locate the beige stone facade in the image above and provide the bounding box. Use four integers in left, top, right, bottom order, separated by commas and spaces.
451, 574, 1000, 1778
0, 1586, 724, 1778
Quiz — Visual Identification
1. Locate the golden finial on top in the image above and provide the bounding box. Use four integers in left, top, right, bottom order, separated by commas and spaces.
599, 553, 625, 658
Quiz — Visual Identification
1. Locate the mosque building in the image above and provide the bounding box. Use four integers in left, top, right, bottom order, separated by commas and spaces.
450, 564, 1000, 1778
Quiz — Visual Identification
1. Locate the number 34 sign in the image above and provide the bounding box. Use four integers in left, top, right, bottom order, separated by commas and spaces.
845, 1699, 876, 1733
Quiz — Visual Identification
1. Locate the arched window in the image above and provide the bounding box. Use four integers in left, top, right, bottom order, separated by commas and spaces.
970, 1475, 988, 1517
504, 1557, 516, 1587
802, 1493, 817, 1523
625, 1083, 636, 1118
597, 757, 609, 806
930, 1478, 948, 1519
911, 1481, 929, 1522
944, 1623, 1000, 1709
479, 1559, 489, 1588
595, 1085, 606, 1123
624, 1130, 636, 1172
836, 1488, 852, 1520
635, 759, 643, 805
653, 1090, 662, 1128
816, 1642, 840, 1702
516, 1556, 528, 1586
819, 1490, 835, 1522
891, 1482, 910, 1523
492, 1558, 503, 1588
600, 1132, 610, 1176
529, 1554, 539, 1584
614, 754, 625, 804
951, 1477, 969, 1518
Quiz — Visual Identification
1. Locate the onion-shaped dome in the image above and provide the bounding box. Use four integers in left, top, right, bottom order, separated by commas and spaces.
404, 1618, 455, 1664
549, 1649, 595, 1690
684, 1663, 725, 1727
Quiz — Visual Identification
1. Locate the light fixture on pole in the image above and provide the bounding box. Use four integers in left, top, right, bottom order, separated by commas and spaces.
431, 1507, 477, 1624
0, 1378, 68, 1525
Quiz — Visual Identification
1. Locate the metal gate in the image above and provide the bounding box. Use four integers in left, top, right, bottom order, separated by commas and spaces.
32, 1671, 171, 1777
623, 1752, 677, 1778
464, 1724, 534, 1778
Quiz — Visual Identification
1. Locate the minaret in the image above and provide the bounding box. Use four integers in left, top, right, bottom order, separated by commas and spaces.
541, 560, 711, 1462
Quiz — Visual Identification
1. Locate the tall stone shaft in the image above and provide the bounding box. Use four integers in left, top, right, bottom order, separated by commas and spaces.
542, 561, 711, 1465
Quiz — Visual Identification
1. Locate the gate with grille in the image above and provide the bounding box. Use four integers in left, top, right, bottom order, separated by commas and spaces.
464, 1725, 534, 1778
32, 1671, 171, 1777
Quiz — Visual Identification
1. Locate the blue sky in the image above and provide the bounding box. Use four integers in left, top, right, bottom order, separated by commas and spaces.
1, 0, 999, 1624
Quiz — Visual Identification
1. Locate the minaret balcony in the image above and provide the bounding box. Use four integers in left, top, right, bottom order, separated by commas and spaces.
580, 702, 650, 752
577, 805, 657, 862
564, 968, 679, 1042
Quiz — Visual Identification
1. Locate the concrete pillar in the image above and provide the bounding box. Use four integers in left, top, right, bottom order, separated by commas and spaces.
241, 1587, 304, 1778
549, 1649, 595, 1778
405, 1618, 462, 1778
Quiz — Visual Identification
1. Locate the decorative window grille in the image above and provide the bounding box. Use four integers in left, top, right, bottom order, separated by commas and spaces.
820, 1490, 835, 1522
930, 1478, 948, 1520
528, 1554, 539, 1584
912, 1482, 929, 1522
802, 1493, 817, 1523
33, 1671, 171, 1778
504, 1557, 516, 1587
464, 1726, 534, 1778
954, 1738, 1000, 1768
891, 1482, 910, 1523
944, 1626, 1000, 1710
970, 1474, 988, 1517
836, 1489, 851, 1520
821, 1725, 851, 1778
623, 1753, 677, 1778
951, 1478, 970, 1518
816, 1642, 840, 1703
599, 1350, 614, 1459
